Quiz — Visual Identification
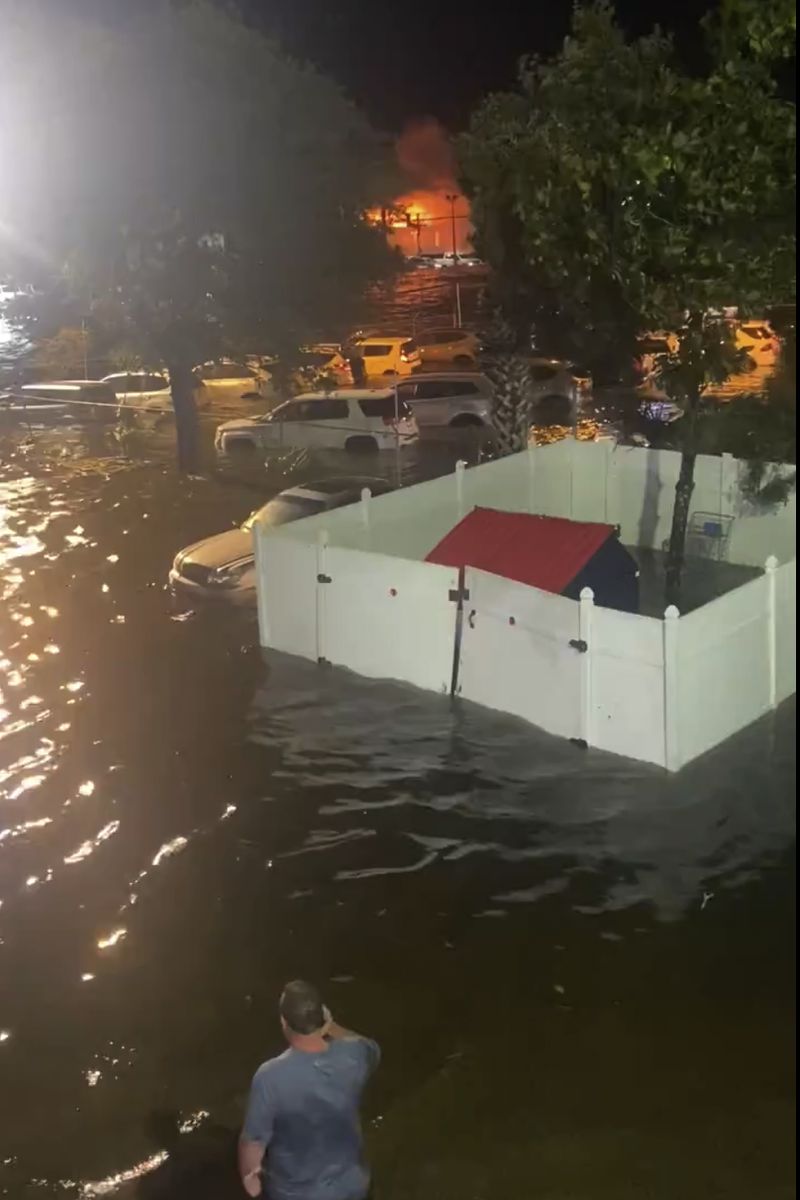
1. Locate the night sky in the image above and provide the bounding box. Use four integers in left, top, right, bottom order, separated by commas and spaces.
241, 0, 719, 128
64, 0, 721, 130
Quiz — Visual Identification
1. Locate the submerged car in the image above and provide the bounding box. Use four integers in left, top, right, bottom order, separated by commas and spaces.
415, 328, 480, 368
102, 371, 173, 412
214, 388, 418, 455
0, 379, 120, 422
169, 477, 394, 602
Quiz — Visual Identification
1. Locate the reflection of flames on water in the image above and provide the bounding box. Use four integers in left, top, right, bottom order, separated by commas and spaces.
530, 419, 609, 446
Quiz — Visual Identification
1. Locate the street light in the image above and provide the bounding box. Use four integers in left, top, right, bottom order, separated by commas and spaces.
445, 193, 458, 257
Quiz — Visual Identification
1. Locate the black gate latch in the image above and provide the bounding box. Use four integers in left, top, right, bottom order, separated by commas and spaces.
317, 573, 332, 584
569, 638, 588, 653
448, 587, 470, 603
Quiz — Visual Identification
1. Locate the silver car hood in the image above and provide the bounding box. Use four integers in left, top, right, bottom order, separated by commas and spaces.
216, 416, 264, 433
178, 527, 253, 571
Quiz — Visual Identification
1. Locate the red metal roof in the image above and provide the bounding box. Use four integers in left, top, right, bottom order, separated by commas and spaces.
425, 507, 615, 594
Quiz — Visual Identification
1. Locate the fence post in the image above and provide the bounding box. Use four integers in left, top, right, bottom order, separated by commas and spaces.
579, 587, 594, 747
527, 444, 537, 513
720, 452, 736, 518
568, 437, 576, 518
253, 516, 270, 648
662, 605, 680, 770
315, 530, 329, 663
765, 554, 778, 708
455, 459, 467, 517
360, 487, 371, 541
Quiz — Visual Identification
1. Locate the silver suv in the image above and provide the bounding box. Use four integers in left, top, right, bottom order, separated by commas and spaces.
398, 361, 592, 430
397, 373, 492, 429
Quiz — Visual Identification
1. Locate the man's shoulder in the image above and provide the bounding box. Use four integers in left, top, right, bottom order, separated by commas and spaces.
252, 1049, 294, 1085
329, 1035, 381, 1072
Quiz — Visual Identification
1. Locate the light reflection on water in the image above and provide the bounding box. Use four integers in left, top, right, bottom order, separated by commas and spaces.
0, 406, 794, 1197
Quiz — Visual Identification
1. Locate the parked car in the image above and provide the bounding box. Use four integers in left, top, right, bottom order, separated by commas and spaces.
293, 346, 352, 389
397, 373, 493, 428
102, 371, 173, 412
398, 362, 592, 431
195, 359, 268, 401
398, 360, 592, 436
633, 332, 679, 381
434, 251, 485, 269
169, 476, 394, 602
0, 379, 119, 422
415, 328, 480, 368
214, 388, 419, 455
732, 320, 780, 366
348, 336, 421, 377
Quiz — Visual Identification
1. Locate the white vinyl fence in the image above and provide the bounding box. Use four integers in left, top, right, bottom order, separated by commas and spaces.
255, 443, 795, 770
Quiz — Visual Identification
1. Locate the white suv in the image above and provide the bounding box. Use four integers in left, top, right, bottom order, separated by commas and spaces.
214, 388, 418, 455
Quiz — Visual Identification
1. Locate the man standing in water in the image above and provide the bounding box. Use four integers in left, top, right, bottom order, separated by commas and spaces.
239, 980, 380, 1200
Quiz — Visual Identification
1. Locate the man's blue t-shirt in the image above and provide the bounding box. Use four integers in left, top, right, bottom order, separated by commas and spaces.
243, 1036, 380, 1200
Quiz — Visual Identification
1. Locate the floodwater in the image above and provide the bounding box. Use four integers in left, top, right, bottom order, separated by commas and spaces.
0, 400, 795, 1198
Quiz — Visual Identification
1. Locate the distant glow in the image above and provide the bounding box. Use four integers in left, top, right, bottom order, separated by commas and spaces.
0, 815, 52, 841
64, 820, 119, 865
85, 1069, 102, 1087
0, 1030, 11, 1043
80, 1151, 168, 1195
81, 973, 95, 982
179, 1109, 210, 1133
97, 927, 127, 950
8, 773, 46, 798
152, 835, 188, 866
78, 780, 95, 796
65, 680, 85, 693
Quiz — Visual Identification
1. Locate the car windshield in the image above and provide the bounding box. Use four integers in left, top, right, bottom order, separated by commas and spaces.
242, 494, 326, 530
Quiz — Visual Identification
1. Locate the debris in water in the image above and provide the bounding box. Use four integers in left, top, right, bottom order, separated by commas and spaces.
170, 609, 195, 622
701, 891, 714, 910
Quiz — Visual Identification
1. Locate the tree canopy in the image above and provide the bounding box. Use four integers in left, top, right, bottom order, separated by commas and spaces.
460, 1, 795, 366
459, 0, 795, 599
0, 1, 395, 462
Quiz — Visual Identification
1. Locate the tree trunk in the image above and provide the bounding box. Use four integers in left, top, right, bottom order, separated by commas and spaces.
485, 353, 533, 456
662, 391, 700, 604
167, 360, 199, 473
665, 427, 697, 608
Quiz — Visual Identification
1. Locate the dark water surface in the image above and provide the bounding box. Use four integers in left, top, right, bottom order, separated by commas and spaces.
0, 422, 795, 1199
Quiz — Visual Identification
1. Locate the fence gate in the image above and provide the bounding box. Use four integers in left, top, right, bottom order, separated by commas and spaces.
457, 567, 587, 743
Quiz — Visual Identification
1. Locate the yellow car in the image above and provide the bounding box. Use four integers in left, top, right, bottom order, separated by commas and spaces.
416, 328, 480, 368
732, 320, 780, 367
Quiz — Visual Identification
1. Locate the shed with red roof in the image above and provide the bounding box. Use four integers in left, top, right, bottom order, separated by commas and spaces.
426, 507, 639, 611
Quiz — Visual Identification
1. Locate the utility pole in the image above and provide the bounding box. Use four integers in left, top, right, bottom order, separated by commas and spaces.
445, 193, 458, 258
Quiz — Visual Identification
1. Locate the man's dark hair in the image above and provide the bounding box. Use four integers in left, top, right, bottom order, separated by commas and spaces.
280, 980, 325, 1035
